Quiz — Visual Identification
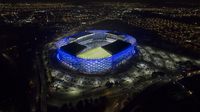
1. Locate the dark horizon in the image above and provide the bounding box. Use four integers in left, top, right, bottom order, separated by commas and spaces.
1, 0, 200, 3
1, 0, 200, 8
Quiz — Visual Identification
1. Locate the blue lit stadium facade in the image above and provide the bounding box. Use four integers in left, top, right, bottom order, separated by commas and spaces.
56, 30, 137, 74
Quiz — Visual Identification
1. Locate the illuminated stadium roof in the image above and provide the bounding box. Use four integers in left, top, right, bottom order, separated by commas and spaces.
56, 30, 137, 74
71, 32, 92, 38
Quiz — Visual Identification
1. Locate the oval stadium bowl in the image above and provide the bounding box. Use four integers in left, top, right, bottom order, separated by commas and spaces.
56, 30, 137, 74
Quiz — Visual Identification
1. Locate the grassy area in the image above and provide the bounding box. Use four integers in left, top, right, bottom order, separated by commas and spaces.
77, 47, 111, 59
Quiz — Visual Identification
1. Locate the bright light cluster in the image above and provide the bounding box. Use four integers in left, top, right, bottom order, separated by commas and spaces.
56, 30, 137, 74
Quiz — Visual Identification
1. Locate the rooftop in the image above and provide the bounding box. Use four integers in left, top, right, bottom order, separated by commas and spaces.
60, 42, 86, 56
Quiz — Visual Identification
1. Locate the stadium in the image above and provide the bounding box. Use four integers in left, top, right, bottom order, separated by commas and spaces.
56, 30, 137, 74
